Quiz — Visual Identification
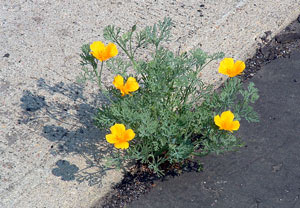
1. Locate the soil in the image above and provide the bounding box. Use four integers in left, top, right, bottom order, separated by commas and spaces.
92, 16, 300, 208
243, 16, 300, 81
95, 161, 200, 208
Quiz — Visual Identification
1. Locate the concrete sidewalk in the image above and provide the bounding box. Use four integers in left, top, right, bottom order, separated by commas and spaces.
0, 0, 299, 207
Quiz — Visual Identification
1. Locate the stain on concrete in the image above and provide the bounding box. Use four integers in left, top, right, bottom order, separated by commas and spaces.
32, 16, 43, 24
3, 53, 10, 58
5, 132, 18, 146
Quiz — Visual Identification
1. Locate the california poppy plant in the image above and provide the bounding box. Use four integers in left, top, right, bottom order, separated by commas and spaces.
218, 58, 245, 77
90, 41, 118, 62
214, 110, 240, 132
105, 124, 135, 149
113, 75, 139, 96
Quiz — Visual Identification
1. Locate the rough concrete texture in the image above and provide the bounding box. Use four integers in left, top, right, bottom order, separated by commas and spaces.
0, 0, 299, 207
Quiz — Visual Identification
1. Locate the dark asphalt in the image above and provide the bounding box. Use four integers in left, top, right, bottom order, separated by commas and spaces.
128, 50, 300, 208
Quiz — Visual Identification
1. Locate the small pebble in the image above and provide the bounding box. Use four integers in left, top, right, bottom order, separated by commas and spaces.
3, 53, 10, 58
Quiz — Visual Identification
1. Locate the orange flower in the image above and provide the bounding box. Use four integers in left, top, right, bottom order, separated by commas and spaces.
90, 41, 118, 61
218, 58, 245, 77
113, 75, 139, 96
214, 110, 240, 132
105, 124, 135, 149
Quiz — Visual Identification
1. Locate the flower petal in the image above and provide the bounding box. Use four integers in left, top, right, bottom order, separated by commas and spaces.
110, 123, 126, 136
90, 41, 118, 61
113, 75, 124, 90
106, 134, 118, 144
107, 43, 118, 58
124, 77, 139, 93
218, 58, 234, 76
114, 142, 129, 149
120, 89, 125, 96
124, 129, 135, 141
90, 41, 105, 61
215, 110, 240, 132
214, 115, 222, 128
233, 60, 245, 76
90, 41, 105, 53
221, 111, 234, 122
231, 120, 240, 131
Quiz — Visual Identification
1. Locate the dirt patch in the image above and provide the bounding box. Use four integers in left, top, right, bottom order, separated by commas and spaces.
92, 161, 200, 208
243, 16, 300, 81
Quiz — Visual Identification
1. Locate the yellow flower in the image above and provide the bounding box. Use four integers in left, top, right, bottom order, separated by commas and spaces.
113, 75, 139, 96
214, 110, 240, 132
218, 58, 245, 77
105, 124, 135, 149
90, 41, 118, 61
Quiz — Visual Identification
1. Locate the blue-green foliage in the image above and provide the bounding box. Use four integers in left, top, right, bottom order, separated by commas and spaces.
79, 18, 259, 175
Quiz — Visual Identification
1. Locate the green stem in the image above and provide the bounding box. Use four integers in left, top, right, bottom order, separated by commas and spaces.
200, 58, 214, 71
180, 57, 213, 108
92, 64, 100, 88
110, 35, 138, 71
98, 61, 104, 90
165, 80, 174, 106
181, 76, 196, 107
129, 33, 133, 58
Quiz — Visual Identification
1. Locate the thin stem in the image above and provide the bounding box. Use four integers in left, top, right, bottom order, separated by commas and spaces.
98, 61, 104, 90
109, 33, 137, 69
129, 32, 134, 58
199, 58, 214, 71
180, 58, 214, 107
109, 32, 139, 73
181, 76, 196, 106
92, 65, 100, 88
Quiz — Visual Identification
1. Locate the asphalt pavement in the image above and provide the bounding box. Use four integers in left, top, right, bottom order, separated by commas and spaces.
129, 48, 300, 208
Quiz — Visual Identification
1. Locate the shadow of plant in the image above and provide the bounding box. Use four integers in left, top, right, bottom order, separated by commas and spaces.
19, 78, 115, 186
52, 160, 79, 181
